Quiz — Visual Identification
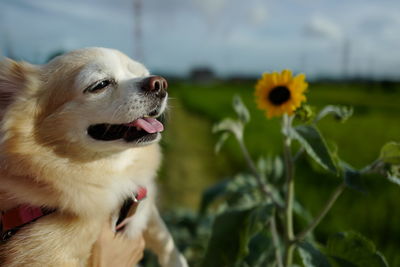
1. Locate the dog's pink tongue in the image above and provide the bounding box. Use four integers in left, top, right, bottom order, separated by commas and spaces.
128, 118, 164, 133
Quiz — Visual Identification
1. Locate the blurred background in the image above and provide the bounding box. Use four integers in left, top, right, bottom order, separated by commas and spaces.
1, 0, 399, 265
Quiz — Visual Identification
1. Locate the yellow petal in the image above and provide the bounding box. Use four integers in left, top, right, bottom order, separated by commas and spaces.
281, 69, 293, 83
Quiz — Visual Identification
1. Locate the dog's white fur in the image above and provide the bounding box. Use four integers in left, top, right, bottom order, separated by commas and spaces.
0, 47, 187, 267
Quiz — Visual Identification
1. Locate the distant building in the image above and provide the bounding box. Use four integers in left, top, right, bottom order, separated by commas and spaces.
189, 66, 216, 84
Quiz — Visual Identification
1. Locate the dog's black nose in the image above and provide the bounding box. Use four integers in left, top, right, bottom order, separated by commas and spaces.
140, 76, 168, 96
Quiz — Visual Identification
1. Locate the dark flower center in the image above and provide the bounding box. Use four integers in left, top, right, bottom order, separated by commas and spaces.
268, 86, 291, 105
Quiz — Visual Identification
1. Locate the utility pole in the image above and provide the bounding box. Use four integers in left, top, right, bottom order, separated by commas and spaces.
300, 52, 307, 74
0, 6, 4, 58
368, 56, 375, 80
342, 39, 350, 80
133, 0, 143, 62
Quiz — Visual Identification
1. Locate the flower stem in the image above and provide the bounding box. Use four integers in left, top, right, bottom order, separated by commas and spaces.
270, 210, 284, 267
238, 139, 263, 181
283, 141, 295, 266
284, 244, 295, 267
284, 173, 295, 241
295, 182, 346, 242
282, 115, 295, 266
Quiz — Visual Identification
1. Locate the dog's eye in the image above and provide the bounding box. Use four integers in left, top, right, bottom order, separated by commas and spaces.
85, 79, 113, 93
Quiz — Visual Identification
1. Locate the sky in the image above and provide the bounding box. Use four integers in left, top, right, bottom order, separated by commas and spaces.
0, 0, 400, 78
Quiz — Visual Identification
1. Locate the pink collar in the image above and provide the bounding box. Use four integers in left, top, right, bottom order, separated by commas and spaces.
1, 205, 55, 241
134, 186, 147, 202
0, 186, 147, 241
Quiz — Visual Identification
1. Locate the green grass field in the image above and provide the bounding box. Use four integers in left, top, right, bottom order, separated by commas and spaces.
159, 80, 400, 265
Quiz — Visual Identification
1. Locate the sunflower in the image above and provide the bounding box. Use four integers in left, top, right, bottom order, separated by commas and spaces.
255, 69, 308, 118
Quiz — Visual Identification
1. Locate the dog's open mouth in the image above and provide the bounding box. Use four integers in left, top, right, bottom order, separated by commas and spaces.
87, 116, 164, 143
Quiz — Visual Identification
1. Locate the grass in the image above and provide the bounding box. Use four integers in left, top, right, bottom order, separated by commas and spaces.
159, 80, 400, 265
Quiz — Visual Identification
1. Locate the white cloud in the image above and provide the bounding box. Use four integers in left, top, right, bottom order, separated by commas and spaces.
249, 5, 268, 25
193, 0, 227, 20
25, 0, 132, 25
304, 15, 343, 40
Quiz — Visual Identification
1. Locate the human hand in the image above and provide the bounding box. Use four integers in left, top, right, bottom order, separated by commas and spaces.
90, 221, 145, 267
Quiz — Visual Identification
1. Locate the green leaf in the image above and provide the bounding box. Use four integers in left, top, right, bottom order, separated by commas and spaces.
199, 179, 230, 215
293, 200, 313, 223
233, 95, 250, 124
341, 162, 366, 193
387, 173, 400, 186
244, 229, 274, 267
222, 174, 264, 209
215, 132, 230, 154
298, 242, 331, 267
326, 232, 388, 267
257, 156, 269, 178
273, 156, 284, 180
292, 125, 337, 173
386, 165, 400, 187
315, 105, 353, 123
256, 156, 283, 182
201, 204, 273, 267
213, 118, 243, 140
380, 142, 400, 165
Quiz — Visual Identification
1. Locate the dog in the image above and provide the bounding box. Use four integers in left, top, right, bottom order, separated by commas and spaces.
0, 47, 188, 267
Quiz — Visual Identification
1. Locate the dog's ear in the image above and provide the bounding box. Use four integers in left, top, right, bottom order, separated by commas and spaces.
0, 58, 35, 109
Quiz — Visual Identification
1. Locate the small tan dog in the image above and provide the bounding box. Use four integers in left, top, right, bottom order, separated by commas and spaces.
0, 47, 188, 267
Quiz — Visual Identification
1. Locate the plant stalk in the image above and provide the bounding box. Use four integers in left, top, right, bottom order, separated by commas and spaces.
282, 115, 295, 266
270, 211, 284, 267
283, 140, 295, 266
284, 244, 295, 267
238, 139, 264, 182
284, 173, 295, 241
295, 182, 346, 242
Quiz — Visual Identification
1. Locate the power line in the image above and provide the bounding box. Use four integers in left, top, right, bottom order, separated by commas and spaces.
133, 0, 143, 62
342, 39, 350, 80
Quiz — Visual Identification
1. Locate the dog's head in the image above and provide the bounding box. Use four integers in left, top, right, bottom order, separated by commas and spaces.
0, 47, 168, 159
